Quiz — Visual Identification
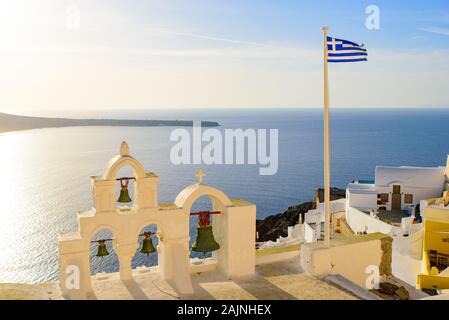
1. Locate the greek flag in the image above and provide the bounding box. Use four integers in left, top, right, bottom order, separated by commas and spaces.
327, 36, 367, 63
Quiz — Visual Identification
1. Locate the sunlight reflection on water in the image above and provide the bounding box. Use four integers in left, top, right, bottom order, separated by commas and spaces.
1, 108, 448, 283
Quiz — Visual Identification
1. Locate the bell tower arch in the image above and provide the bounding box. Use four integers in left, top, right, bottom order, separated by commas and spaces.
58, 142, 256, 300
175, 172, 256, 279
92, 141, 159, 212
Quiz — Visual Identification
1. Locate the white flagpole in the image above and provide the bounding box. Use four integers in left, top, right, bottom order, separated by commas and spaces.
322, 26, 331, 248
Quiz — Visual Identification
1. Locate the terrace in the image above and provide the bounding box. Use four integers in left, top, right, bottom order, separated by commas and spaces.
375, 209, 410, 227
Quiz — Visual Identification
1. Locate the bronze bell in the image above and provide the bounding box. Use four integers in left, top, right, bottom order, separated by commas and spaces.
117, 178, 132, 203
140, 232, 156, 256
96, 240, 110, 257
192, 225, 220, 253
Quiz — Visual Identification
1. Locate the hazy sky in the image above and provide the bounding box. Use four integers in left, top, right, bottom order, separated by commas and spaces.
0, 0, 448, 114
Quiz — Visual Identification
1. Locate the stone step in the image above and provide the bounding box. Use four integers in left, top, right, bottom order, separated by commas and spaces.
322, 274, 382, 300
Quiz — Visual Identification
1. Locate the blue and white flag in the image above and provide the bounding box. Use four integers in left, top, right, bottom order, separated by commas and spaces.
327, 36, 367, 63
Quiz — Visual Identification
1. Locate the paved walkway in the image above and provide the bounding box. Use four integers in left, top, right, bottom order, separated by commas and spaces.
43, 257, 357, 300
377, 209, 409, 226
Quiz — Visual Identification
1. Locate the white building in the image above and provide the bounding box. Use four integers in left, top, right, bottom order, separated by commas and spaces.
347, 164, 447, 214
343, 156, 449, 287
345, 158, 448, 236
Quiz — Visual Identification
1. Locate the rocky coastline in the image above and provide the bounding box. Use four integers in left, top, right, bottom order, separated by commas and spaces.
0, 112, 219, 133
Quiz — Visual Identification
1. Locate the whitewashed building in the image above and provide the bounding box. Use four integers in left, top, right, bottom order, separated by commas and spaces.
347, 163, 447, 214
343, 156, 449, 287
345, 158, 448, 236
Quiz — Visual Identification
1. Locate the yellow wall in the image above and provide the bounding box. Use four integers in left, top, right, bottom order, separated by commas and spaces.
418, 206, 449, 290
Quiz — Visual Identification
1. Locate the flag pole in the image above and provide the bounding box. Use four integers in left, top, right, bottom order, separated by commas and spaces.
322, 26, 331, 248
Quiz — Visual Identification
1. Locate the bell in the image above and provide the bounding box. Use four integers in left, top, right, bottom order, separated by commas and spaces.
140, 232, 156, 256
117, 179, 132, 203
96, 240, 110, 257
117, 188, 132, 203
192, 225, 220, 253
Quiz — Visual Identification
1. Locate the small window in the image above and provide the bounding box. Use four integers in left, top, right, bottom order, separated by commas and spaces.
404, 194, 413, 204
380, 193, 389, 202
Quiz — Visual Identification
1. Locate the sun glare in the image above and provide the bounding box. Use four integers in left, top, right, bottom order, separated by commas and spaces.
0, 1, 54, 52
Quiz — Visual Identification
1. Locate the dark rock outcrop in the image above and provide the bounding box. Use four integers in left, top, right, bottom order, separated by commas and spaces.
256, 187, 346, 242
256, 201, 314, 242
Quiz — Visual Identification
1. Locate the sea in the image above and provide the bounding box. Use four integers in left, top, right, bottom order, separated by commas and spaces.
0, 108, 448, 283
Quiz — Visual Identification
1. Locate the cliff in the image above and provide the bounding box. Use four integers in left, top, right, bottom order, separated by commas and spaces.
0, 112, 219, 133
256, 187, 346, 242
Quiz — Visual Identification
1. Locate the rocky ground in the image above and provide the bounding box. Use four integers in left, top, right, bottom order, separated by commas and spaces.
256, 187, 346, 241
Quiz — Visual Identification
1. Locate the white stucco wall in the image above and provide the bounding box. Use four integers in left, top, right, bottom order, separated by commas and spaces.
304, 209, 319, 224
345, 206, 397, 235
392, 235, 423, 286
374, 165, 446, 211
316, 199, 346, 215
288, 224, 304, 239
347, 163, 447, 213
304, 199, 346, 225
221, 204, 256, 278
347, 190, 377, 211
304, 223, 316, 243
375, 166, 446, 189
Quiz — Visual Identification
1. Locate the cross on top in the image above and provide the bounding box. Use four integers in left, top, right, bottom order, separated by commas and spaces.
195, 169, 206, 184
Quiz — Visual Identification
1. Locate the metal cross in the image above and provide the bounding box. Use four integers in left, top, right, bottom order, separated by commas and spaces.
195, 169, 206, 184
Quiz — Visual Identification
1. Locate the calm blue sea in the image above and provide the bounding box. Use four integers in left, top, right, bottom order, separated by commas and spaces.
0, 108, 448, 283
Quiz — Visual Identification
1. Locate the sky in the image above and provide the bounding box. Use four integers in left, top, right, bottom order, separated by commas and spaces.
0, 0, 448, 114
